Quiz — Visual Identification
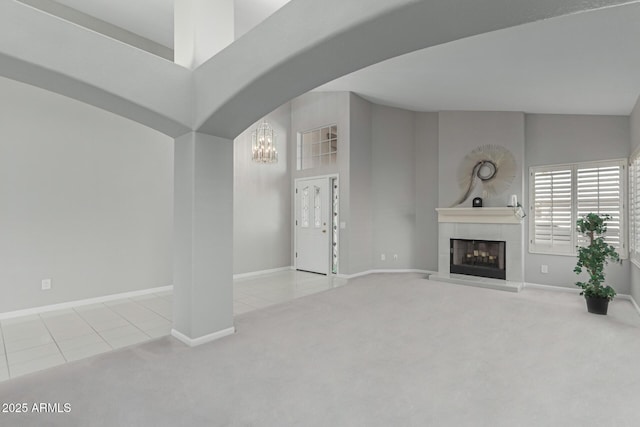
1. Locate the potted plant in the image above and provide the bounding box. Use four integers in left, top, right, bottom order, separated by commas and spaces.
574, 213, 622, 315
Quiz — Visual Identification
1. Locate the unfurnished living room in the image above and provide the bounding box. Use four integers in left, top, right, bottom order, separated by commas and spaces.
2, 0, 640, 426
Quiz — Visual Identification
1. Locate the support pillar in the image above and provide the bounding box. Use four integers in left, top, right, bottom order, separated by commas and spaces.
172, 132, 234, 346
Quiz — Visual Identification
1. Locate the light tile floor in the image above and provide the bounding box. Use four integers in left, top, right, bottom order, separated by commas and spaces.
0, 270, 346, 381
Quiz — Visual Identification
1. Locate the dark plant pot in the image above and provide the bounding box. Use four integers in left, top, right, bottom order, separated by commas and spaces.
585, 296, 609, 315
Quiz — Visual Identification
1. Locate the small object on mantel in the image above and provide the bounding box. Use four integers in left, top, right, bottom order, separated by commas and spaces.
472, 197, 483, 207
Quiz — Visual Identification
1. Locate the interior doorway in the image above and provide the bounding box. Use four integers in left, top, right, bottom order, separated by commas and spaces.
294, 176, 338, 275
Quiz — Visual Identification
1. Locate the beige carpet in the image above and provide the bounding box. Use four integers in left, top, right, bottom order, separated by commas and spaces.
1, 273, 639, 426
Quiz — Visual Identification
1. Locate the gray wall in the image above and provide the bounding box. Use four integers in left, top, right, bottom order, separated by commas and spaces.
348, 94, 373, 273
272, 103, 634, 290
4, 78, 631, 314
351, 103, 439, 273
414, 113, 439, 271
233, 103, 292, 274
524, 114, 630, 293
371, 105, 417, 269
630, 98, 640, 303
290, 92, 351, 272
438, 112, 525, 208
291, 92, 348, 180
0, 76, 173, 313
290, 93, 439, 275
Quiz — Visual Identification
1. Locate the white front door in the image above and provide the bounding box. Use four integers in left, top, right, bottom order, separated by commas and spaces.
295, 177, 330, 274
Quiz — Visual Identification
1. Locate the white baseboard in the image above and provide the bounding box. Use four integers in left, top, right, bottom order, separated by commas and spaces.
0, 285, 174, 320
617, 294, 640, 317
431, 274, 522, 293
335, 271, 371, 279
525, 282, 640, 317
336, 269, 434, 279
171, 326, 235, 347
233, 266, 293, 280
523, 282, 581, 294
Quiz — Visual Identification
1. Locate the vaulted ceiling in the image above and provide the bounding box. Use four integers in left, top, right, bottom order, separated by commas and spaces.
318, 1, 640, 116
53, 0, 292, 48
46, 0, 640, 116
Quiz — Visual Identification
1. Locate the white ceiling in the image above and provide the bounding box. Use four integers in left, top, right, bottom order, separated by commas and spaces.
49, 1, 640, 116
234, 0, 291, 40
318, 3, 640, 116
54, 0, 175, 48
52, 0, 291, 48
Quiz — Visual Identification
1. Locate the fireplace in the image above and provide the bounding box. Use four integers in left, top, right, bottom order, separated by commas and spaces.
450, 239, 506, 280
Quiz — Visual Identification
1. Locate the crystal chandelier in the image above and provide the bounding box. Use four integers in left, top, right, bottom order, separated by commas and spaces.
251, 121, 278, 163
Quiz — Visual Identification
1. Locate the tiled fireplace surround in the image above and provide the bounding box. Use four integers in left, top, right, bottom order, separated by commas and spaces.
432, 208, 525, 292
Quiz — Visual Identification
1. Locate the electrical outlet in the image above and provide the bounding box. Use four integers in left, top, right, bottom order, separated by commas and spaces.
381, 254, 386, 261
541, 265, 548, 274
42, 278, 51, 290
393, 254, 398, 261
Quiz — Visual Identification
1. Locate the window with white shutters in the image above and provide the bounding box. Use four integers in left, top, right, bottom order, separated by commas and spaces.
630, 148, 640, 266
531, 167, 573, 254
529, 159, 626, 257
576, 163, 623, 249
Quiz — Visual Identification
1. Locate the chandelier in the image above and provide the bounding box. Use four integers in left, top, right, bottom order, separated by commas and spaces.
251, 121, 278, 163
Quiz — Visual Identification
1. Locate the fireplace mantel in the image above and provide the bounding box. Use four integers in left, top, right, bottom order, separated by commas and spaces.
432, 209, 525, 291
436, 207, 522, 224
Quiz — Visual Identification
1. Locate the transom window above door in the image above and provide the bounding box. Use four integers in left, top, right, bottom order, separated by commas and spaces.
297, 125, 337, 170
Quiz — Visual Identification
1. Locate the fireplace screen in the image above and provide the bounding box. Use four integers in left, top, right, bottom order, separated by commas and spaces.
450, 239, 506, 280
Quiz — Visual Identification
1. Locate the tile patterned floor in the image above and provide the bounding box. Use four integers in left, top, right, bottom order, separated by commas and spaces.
0, 270, 346, 381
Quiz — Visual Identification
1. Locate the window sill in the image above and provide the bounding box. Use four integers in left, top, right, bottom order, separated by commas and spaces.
528, 248, 575, 257
529, 248, 628, 260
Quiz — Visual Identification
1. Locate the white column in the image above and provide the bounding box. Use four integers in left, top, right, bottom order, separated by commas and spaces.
174, 0, 234, 69
172, 132, 234, 346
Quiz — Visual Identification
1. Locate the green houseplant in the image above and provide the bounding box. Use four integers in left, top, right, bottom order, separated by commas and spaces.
574, 213, 621, 315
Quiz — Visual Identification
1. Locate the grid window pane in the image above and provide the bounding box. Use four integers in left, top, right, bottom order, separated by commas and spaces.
297, 125, 338, 171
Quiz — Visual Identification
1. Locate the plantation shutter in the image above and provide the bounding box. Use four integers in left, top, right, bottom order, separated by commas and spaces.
576, 163, 623, 249
631, 151, 640, 263
530, 159, 626, 257
531, 167, 573, 253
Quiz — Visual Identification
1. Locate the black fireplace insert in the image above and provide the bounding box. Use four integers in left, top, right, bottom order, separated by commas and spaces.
450, 239, 506, 280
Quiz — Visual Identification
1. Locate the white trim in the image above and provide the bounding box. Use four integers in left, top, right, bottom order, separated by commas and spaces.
436, 207, 522, 224
430, 273, 523, 293
523, 282, 581, 293
296, 125, 338, 172
171, 326, 235, 347
529, 158, 629, 171
632, 144, 640, 161
616, 294, 640, 317
630, 147, 640, 265
529, 159, 628, 257
527, 249, 575, 257
330, 176, 340, 275
233, 266, 293, 280
371, 269, 433, 275
0, 285, 173, 320
336, 269, 434, 279
293, 174, 339, 275
524, 283, 640, 317
294, 173, 339, 181
335, 271, 370, 279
